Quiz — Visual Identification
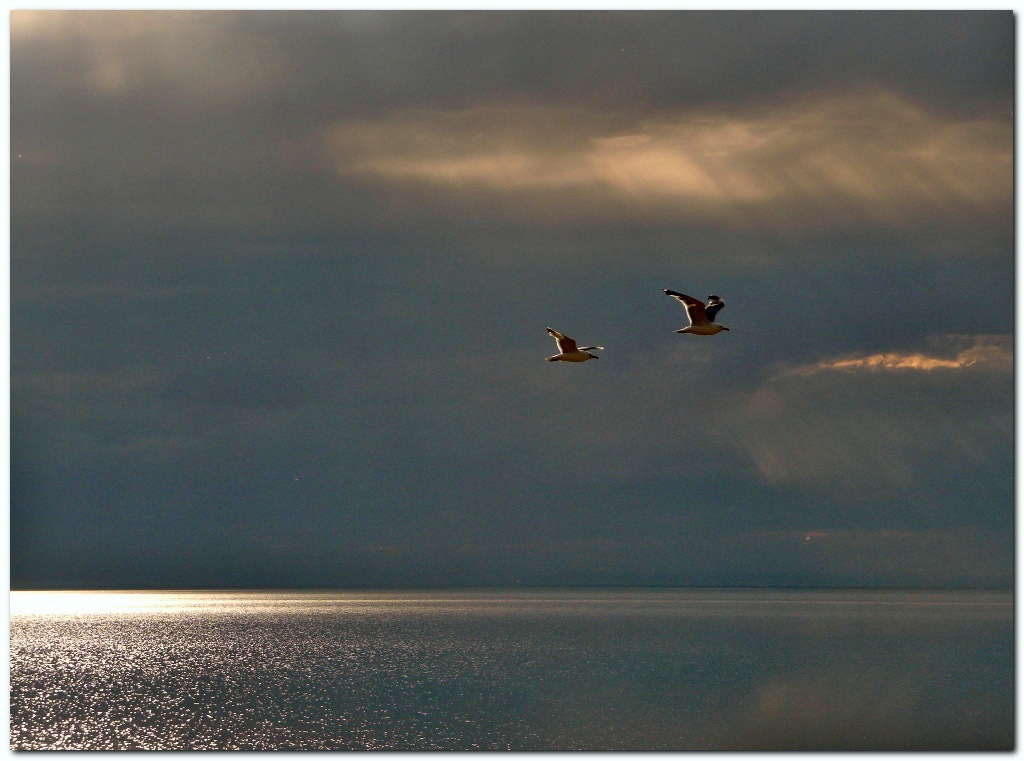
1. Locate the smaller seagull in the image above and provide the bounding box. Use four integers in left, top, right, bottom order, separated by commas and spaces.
663, 289, 729, 335
546, 327, 603, 362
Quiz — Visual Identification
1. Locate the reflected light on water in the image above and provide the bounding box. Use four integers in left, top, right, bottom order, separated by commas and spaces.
10, 591, 202, 616
10, 588, 1014, 619
9, 589, 1014, 750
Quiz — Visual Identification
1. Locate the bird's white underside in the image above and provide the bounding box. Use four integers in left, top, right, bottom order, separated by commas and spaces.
678, 324, 727, 335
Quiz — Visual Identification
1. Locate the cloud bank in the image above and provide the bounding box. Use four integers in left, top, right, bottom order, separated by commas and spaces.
727, 335, 1012, 505
327, 90, 1011, 228
10, 11, 1013, 590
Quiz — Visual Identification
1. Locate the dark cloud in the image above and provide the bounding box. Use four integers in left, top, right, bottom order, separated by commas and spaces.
10, 11, 1013, 589
12, 12, 1013, 240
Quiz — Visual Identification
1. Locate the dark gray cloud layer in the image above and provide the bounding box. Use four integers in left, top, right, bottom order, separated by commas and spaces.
11, 11, 1013, 589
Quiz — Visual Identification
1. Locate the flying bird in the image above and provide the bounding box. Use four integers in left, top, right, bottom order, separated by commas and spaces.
546, 328, 603, 362
663, 290, 729, 335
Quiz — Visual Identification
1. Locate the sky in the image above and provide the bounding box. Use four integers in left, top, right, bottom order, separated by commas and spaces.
10, 10, 1014, 590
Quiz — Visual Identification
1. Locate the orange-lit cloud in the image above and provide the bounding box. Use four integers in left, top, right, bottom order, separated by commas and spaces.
786, 334, 1013, 376
325, 89, 1011, 228
726, 335, 1012, 500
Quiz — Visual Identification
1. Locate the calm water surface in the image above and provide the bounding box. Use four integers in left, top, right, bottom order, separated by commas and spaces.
9, 589, 1013, 750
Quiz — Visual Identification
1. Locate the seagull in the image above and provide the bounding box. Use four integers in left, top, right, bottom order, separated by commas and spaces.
546, 328, 603, 362
663, 290, 729, 335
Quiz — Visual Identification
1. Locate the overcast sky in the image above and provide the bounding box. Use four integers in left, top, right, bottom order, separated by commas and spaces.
10, 10, 1014, 589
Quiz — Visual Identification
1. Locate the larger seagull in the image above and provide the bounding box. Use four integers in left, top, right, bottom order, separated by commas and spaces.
663, 289, 729, 335
546, 328, 603, 362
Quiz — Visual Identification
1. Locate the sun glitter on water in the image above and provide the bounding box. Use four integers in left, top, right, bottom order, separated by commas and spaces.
10, 591, 202, 616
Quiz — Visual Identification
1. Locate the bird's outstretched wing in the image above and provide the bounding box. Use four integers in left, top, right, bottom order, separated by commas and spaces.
547, 327, 577, 354
705, 295, 725, 322
577, 346, 604, 352
663, 289, 709, 326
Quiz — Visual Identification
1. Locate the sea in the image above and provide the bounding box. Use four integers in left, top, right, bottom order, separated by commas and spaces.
8, 588, 1014, 751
